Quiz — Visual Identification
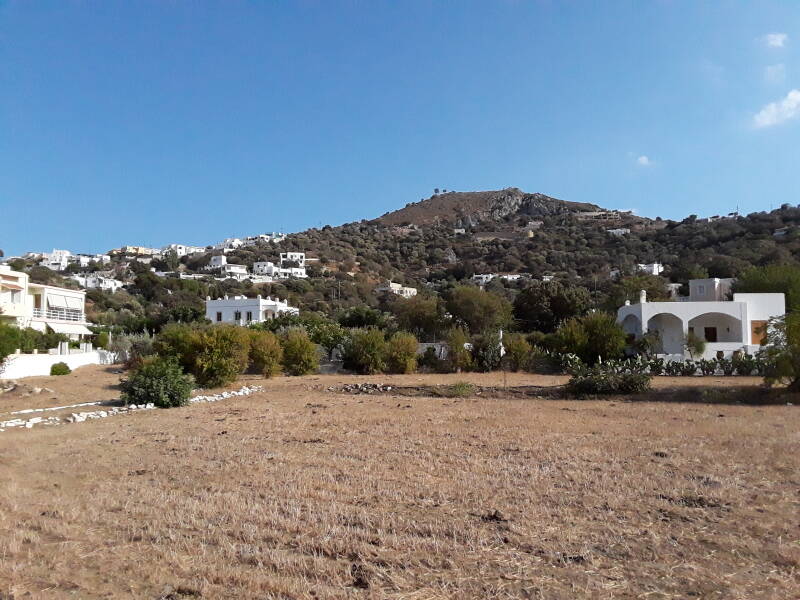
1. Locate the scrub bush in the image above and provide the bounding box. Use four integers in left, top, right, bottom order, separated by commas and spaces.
342, 328, 387, 374
385, 331, 418, 374
281, 328, 319, 376
50, 362, 71, 376
120, 356, 194, 408
249, 330, 283, 377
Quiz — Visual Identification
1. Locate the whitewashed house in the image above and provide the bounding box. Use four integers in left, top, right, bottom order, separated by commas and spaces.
607, 228, 631, 237
220, 264, 249, 280
471, 274, 497, 286
0, 265, 92, 338
205, 295, 299, 325
161, 243, 206, 257
40, 249, 72, 271
617, 278, 785, 360
253, 252, 308, 279
70, 273, 124, 293
214, 238, 244, 252
636, 263, 664, 276
375, 281, 418, 298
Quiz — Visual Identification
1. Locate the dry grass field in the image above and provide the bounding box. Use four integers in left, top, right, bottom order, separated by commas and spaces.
0, 367, 798, 599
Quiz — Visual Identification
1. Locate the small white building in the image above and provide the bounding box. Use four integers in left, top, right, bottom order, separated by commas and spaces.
207, 255, 228, 269
220, 264, 249, 280
161, 243, 206, 257
214, 238, 244, 252
40, 249, 72, 271
205, 295, 299, 325
607, 228, 631, 237
280, 252, 306, 268
70, 273, 125, 293
471, 274, 497, 286
636, 263, 664, 276
375, 281, 418, 298
617, 279, 785, 360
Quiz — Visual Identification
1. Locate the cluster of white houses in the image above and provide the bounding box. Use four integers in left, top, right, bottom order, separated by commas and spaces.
617, 278, 785, 360
202, 252, 309, 283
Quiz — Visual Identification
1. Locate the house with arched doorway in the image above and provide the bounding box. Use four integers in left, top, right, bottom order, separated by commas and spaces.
617, 278, 785, 360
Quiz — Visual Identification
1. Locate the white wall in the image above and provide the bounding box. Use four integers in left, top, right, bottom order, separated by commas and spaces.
733, 293, 785, 322
1, 350, 115, 380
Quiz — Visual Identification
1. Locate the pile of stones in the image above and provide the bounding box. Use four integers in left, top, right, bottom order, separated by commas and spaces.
336, 383, 393, 395
188, 385, 263, 404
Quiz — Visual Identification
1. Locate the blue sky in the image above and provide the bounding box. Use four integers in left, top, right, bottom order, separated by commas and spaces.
1, 1, 798, 257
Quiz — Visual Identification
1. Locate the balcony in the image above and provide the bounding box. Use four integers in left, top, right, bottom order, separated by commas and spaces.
32, 307, 86, 323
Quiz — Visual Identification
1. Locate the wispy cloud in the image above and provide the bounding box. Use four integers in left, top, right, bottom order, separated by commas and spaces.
753, 89, 800, 128
636, 155, 652, 167
764, 63, 786, 84
763, 32, 788, 48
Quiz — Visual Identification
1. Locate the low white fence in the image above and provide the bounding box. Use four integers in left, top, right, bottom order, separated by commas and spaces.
0, 350, 116, 380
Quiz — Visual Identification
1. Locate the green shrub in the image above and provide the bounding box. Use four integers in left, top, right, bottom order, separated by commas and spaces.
679, 360, 698, 376
249, 330, 283, 377
155, 323, 250, 387
732, 354, 758, 376
0, 323, 68, 358
193, 326, 251, 387
418, 346, 444, 372
502, 333, 532, 371
471, 330, 502, 372
154, 323, 204, 373
281, 328, 319, 376
385, 331, 418, 374
717, 357, 735, 376
120, 356, 194, 408
698, 358, 717, 376
567, 367, 651, 395
342, 328, 387, 374
445, 327, 472, 373
50, 362, 71, 376
648, 357, 665, 375
95, 331, 109, 349
664, 360, 683, 376
553, 312, 626, 365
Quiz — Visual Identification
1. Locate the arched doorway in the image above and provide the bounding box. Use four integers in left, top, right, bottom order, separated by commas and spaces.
687, 312, 743, 343
647, 313, 684, 354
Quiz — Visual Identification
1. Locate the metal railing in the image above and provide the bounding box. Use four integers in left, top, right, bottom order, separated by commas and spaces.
32, 307, 86, 322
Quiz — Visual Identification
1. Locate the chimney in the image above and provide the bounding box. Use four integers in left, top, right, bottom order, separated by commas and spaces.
639, 290, 647, 304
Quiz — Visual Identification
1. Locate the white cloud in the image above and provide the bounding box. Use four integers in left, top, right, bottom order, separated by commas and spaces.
764, 33, 788, 48
764, 63, 786, 84
753, 89, 800, 128
636, 155, 652, 167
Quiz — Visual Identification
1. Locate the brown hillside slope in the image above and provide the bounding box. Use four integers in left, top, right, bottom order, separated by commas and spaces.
375, 187, 601, 227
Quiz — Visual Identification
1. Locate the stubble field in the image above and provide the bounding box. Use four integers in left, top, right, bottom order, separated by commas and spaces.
0, 366, 797, 599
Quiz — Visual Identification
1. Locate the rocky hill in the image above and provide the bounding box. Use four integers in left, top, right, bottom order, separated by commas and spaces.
374, 188, 605, 227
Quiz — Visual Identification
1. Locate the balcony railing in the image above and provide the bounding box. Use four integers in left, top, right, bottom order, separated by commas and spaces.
32, 307, 86, 322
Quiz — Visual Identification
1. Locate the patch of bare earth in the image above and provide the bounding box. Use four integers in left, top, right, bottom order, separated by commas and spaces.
0, 370, 797, 599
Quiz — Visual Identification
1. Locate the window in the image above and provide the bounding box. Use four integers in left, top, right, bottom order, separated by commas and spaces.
216, 312, 222, 322
246, 311, 253, 321
698, 285, 705, 295
234, 311, 242, 321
